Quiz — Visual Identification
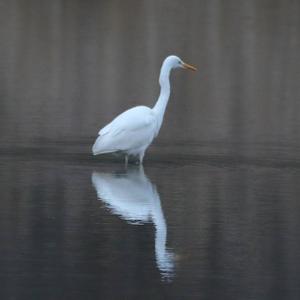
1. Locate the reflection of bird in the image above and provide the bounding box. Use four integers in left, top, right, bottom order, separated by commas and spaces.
91, 166, 175, 280
92, 55, 196, 164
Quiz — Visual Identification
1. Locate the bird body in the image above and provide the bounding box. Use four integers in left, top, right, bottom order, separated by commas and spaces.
92, 105, 157, 159
92, 55, 196, 164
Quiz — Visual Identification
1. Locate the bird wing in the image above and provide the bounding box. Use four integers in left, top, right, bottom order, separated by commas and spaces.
98, 106, 156, 137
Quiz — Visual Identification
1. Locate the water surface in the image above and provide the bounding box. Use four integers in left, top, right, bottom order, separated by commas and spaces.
0, 155, 299, 299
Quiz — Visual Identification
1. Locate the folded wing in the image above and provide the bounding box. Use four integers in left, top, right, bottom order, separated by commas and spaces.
92, 106, 157, 155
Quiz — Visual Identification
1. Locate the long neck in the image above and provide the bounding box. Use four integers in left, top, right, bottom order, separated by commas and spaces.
152, 62, 172, 129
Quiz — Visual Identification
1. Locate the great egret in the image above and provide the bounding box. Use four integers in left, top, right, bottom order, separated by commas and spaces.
92, 55, 197, 164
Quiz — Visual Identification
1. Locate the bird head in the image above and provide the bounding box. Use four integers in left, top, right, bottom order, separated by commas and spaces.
165, 55, 197, 71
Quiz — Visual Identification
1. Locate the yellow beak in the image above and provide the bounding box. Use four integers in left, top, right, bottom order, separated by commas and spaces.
182, 62, 197, 71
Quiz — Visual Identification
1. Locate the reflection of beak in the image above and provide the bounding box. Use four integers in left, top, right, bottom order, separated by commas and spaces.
182, 62, 197, 71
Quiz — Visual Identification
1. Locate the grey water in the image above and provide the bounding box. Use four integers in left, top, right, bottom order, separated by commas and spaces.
0, 0, 300, 299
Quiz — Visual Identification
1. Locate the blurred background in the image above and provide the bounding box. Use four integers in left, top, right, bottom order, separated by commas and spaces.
0, 0, 299, 159
0, 1, 300, 299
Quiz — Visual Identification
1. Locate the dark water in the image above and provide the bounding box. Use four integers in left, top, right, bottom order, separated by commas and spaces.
0, 0, 300, 299
0, 157, 299, 299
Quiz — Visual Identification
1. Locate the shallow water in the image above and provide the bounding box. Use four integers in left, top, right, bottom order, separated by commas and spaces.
0, 153, 299, 299
0, 0, 300, 299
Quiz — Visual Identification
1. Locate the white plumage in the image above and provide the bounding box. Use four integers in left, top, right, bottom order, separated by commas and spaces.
92, 55, 196, 164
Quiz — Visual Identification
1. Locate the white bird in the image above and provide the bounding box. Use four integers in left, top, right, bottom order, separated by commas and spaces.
92, 55, 197, 164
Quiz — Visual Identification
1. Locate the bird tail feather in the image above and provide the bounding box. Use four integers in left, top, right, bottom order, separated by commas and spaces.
92, 135, 115, 155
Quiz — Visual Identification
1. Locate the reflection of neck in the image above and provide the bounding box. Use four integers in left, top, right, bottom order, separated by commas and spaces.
153, 62, 171, 134
151, 185, 174, 275
151, 187, 167, 257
